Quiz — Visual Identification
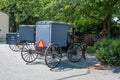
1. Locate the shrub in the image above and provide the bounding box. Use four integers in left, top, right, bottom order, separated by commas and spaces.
111, 25, 120, 38
87, 46, 96, 54
94, 38, 120, 66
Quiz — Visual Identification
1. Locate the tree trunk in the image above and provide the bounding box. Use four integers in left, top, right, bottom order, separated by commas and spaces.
103, 14, 112, 37
12, 21, 17, 32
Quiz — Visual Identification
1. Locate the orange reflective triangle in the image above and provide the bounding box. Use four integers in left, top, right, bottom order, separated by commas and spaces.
38, 40, 44, 48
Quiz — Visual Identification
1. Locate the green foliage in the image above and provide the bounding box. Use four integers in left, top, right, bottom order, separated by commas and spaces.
0, 0, 120, 35
87, 46, 96, 54
74, 19, 103, 34
111, 25, 120, 38
94, 38, 120, 66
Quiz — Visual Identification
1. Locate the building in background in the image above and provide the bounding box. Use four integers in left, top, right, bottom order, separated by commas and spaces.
0, 11, 9, 41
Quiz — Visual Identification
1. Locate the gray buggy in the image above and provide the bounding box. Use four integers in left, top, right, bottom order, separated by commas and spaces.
21, 21, 84, 68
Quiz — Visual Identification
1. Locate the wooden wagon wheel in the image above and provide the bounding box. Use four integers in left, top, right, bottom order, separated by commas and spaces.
45, 43, 62, 68
21, 42, 38, 63
9, 39, 23, 52
67, 43, 83, 63
9, 43, 22, 52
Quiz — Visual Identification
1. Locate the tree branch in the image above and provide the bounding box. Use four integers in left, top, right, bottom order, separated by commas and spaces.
81, 9, 103, 22
110, 0, 118, 7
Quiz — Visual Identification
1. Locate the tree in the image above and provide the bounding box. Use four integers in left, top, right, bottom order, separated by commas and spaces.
75, 0, 120, 36
0, 0, 42, 32
0, 0, 120, 36
43, 0, 120, 36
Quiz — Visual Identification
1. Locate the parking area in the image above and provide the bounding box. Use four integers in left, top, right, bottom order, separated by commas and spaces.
0, 43, 120, 80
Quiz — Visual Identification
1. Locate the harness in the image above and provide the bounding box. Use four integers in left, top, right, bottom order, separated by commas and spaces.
86, 34, 101, 46
95, 34, 101, 40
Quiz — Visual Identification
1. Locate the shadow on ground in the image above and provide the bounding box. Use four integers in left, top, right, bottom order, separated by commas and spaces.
51, 55, 98, 72
112, 67, 120, 74
25, 54, 99, 72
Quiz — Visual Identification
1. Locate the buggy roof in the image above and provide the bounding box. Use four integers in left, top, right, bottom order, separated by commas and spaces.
36, 21, 74, 28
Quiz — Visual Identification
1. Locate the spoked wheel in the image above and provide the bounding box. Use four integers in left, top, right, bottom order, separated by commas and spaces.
9, 43, 23, 52
45, 43, 62, 68
21, 42, 38, 63
67, 43, 83, 63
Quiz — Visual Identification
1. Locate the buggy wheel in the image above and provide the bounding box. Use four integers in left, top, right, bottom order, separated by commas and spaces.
45, 44, 62, 68
9, 43, 22, 52
21, 42, 38, 63
67, 43, 82, 63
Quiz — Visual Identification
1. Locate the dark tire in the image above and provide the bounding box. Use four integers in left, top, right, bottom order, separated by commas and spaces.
21, 42, 38, 63
45, 44, 62, 68
67, 43, 83, 63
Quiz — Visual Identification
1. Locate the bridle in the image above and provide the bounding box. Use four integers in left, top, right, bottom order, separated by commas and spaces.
94, 29, 108, 41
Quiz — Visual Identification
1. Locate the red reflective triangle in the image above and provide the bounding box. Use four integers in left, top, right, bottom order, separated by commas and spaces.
38, 40, 44, 48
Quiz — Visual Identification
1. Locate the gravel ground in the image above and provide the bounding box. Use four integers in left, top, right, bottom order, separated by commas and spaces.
0, 43, 120, 80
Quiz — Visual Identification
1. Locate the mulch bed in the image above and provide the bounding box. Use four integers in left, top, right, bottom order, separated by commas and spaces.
88, 64, 114, 70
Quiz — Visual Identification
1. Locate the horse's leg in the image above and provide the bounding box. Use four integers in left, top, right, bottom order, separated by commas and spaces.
82, 45, 87, 59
